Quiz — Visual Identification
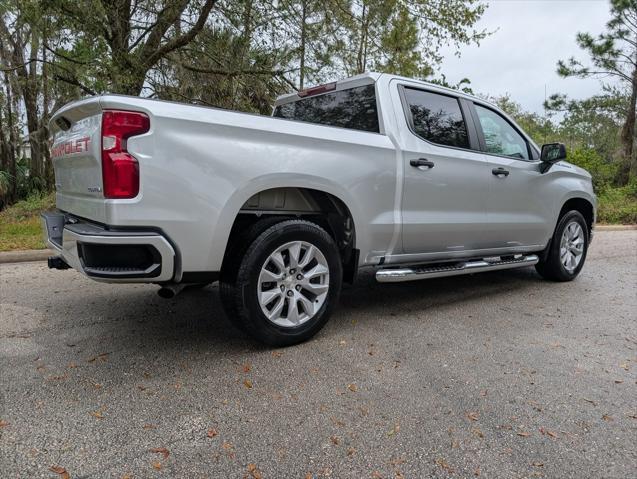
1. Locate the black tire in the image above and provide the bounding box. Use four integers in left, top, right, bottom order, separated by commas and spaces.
219, 217, 289, 332
535, 210, 589, 282
220, 219, 342, 346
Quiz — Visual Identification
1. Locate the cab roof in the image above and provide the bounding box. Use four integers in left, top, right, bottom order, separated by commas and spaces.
274, 72, 487, 107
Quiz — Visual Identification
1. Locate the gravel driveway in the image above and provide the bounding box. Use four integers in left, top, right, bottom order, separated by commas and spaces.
1, 230, 636, 478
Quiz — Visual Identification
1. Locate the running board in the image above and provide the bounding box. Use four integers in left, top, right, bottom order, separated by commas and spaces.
375, 254, 539, 283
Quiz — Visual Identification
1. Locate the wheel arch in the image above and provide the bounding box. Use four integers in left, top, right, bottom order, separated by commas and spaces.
211, 177, 362, 282
559, 196, 595, 235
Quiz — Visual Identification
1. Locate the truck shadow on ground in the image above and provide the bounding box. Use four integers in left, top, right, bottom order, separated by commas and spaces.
80, 266, 547, 353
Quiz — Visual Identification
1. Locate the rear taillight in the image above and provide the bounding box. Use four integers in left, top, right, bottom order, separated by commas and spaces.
101, 110, 150, 199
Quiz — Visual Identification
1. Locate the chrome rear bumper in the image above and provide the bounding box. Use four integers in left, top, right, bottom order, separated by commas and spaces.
41, 211, 176, 283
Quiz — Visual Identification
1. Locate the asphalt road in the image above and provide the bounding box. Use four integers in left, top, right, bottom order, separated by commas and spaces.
1, 231, 636, 478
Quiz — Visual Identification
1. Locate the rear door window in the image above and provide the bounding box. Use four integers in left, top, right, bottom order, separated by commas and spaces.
403, 88, 469, 149
273, 84, 379, 133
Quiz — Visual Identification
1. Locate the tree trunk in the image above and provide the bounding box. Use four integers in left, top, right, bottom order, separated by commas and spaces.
26, 30, 42, 181
299, 0, 307, 90
356, 4, 367, 74
618, 62, 637, 183
4, 72, 18, 202
42, 24, 53, 189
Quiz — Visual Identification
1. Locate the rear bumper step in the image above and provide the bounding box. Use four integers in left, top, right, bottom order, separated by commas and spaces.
375, 254, 539, 283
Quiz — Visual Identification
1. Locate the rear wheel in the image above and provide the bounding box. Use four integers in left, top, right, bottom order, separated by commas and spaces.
535, 210, 589, 281
220, 219, 342, 346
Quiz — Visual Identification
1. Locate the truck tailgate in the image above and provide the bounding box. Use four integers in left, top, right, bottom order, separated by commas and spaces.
50, 98, 107, 221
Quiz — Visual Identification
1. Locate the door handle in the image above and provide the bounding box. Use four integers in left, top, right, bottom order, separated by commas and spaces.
492, 167, 509, 177
410, 158, 435, 169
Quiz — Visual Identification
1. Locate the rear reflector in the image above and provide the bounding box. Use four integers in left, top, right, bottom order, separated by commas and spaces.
297, 82, 336, 98
101, 110, 150, 199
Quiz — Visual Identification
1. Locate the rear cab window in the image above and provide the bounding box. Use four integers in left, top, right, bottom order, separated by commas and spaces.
273, 84, 380, 133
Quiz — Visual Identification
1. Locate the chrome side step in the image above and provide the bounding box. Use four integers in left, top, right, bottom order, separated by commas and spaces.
375, 254, 539, 283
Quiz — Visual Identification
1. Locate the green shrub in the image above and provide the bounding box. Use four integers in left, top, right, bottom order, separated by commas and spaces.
597, 179, 637, 224
567, 148, 617, 193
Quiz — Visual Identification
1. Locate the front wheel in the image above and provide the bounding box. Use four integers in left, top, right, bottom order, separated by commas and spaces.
535, 210, 589, 281
220, 219, 342, 346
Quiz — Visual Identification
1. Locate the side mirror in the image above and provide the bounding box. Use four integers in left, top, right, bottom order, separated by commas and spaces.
540, 142, 566, 173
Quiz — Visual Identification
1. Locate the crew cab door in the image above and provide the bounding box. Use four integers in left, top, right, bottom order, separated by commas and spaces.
391, 82, 491, 256
469, 102, 552, 249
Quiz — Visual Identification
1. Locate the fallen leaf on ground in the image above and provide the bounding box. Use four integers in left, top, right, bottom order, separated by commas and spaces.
49, 466, 70, 479
247, 463, 262, 479
207, 428, 218, 438
620, 362, 629, 371
472, 427, 484, 438
532, 462, 544, 467
517, 431, 531, 437
602, 414, 613, 421
87, 352, 109, 362
347, 383, 357, 392
329, 435, 339, 445
152, 461, 162, 470
150, 447, 170, 459
242, 364, 252, 373
305, 474, 313, 479
243, 379, 253, 389
271, 351, 283, 358
615, 379, 624, 384
331, 417, 345, 427
0, 420, 8, 428
435, 457, 454, 472
539, 427, 557, 438
466, 412, 479, 421
90, 410, 104, 419
347, 447, 356, 456
387, 424, 400, 436
142, 423, 156, 430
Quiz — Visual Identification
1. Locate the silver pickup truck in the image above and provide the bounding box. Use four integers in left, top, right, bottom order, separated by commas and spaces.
42, 72, 596, 345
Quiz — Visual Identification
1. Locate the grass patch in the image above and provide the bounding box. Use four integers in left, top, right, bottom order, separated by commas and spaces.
0, 193, 55, 251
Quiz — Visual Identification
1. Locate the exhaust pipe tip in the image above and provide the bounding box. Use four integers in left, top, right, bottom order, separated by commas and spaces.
157, 283, 186, 299
157, 287, 175, 299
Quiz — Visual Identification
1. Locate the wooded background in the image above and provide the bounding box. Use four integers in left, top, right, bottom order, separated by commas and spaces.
1, 0, 635, 221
